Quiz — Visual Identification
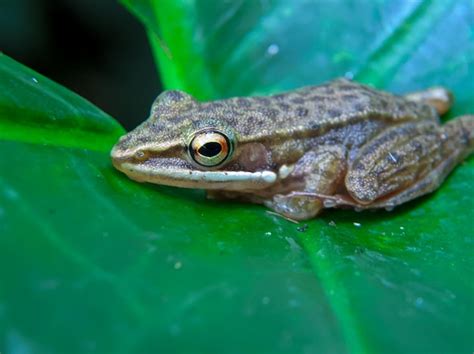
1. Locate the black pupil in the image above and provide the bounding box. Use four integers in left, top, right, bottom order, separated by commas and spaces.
198, 142, 222, 157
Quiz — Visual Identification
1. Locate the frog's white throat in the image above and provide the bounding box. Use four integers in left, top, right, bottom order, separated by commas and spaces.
118, 162, 277, 190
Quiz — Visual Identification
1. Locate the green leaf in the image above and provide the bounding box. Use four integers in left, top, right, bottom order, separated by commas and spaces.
0, 54, 124, 151
2, 1, 474, 353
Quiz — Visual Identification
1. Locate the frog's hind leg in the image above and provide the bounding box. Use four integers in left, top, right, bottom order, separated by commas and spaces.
346, 115, 473, 209
404, 87, 453, 115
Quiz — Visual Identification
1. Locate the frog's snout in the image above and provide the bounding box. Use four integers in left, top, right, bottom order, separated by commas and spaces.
110, 138, 135, 167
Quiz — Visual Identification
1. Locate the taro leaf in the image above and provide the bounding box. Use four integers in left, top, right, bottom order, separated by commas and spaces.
1, 0, 474, 353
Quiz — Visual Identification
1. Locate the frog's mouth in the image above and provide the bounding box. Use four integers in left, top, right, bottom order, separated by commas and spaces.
114, 158, 277, 190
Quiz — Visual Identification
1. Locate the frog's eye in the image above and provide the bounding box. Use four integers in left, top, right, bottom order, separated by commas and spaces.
189, 130, 232, 167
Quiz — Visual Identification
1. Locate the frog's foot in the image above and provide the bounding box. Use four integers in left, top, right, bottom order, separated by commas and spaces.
404, 86, 453, 115
264, 194, 324, 221
265, 191, 377, 220
346, 115, 473, 208
286, 191, 361, 208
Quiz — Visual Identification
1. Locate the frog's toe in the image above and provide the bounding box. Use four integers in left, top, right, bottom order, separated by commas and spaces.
404, 86, 453, 115
265, 194, 323, 220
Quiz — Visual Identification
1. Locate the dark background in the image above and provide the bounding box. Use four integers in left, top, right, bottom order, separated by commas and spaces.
1, 0, 161, 130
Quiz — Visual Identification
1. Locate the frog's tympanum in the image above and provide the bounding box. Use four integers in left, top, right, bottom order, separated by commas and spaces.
111, 79, 473, 220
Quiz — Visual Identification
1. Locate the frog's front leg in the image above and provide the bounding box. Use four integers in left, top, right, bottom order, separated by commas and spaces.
265, 146, 346, 220
345, 115, 473, 209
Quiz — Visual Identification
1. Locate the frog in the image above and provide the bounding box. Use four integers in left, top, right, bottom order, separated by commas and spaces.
111, 78, 473, 220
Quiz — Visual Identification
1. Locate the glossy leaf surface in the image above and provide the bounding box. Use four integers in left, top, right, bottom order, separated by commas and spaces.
2, 1, 474, 353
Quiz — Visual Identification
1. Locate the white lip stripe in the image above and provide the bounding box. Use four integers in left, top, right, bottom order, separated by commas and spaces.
120, 163, 277, 186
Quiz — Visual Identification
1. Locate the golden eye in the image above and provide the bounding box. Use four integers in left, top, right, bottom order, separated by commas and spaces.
189, 130, 232, 167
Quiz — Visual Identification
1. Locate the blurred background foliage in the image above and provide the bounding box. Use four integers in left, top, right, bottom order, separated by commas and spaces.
1, 0, 160, 130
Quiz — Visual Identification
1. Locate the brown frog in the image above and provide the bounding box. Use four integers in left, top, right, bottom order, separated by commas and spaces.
111, 79, 473, 220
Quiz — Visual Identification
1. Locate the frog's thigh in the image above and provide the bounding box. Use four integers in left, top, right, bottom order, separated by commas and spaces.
267, 146, 346, 220
346, 116, 473, 207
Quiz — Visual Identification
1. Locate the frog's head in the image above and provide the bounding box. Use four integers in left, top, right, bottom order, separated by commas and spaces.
111, 90, 276, 190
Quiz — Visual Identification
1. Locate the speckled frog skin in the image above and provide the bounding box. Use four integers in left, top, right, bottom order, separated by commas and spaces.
111, 79, 473, 220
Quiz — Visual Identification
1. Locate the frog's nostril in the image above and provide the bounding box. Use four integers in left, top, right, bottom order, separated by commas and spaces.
134, 150, 149, 161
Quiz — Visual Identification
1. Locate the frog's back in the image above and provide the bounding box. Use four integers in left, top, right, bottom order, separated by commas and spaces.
218, 79, 438, 139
